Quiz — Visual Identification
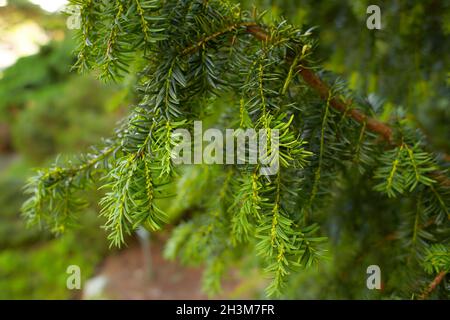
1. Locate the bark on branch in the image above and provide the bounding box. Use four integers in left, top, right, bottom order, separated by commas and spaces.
418, 271, 447, 300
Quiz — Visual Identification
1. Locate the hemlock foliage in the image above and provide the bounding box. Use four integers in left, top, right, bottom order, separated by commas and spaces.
22, 0, 449, 298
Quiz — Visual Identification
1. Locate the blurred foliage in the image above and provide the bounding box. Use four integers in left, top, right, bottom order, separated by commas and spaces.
0, 3, 130, 299
0, 159, 110, 299
0, 211, 107, 299
0, 41, 74, 113
0, 167, 44, 249
0, 40, 127, 162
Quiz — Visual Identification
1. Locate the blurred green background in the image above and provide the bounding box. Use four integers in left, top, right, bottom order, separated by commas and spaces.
0, 0, 130, 299
0, 0, 448, 299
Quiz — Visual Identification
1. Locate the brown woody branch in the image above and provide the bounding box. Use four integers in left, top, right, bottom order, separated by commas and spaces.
247, 25, 395, 142
298, 68, 393, 142
246, 24, 450, 187
418, 271, 447, 300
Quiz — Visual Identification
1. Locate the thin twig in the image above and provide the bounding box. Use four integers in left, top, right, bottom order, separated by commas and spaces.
182, 22, 258, 56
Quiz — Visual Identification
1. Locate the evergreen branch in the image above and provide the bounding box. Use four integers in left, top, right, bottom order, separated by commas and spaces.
101, 0, 126, 80
245, 24, 450, 188
304, 92, 331, 223
181, 21, 258, 56
353, 120, 366, 166
386, 146, 403, 196
71, 0, 97, 73
134, 0, 152, 43
417, 240, 450, 299
429, 185, 449, 219
25, 144, 118, 194
54, 145, 118, 179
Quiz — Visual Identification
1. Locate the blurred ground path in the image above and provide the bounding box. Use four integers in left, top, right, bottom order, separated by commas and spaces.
85, 233, 264, 299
